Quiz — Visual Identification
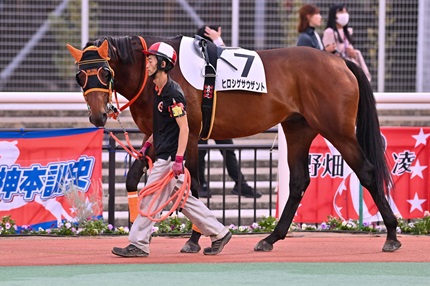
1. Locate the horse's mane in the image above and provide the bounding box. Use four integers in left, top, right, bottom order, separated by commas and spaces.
85, 35, 183, 65
86, 36, 137, 64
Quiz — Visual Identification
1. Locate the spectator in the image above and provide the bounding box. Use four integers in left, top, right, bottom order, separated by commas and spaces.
322, 3, 371, 81
195, 25, 262, 199
296, 4, 336, 52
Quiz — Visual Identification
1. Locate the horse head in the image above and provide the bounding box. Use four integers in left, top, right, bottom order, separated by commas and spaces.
67, 40, 115, 127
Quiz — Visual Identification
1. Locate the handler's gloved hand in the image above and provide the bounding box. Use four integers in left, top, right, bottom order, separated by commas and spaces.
140, 141, 152, 157
172, 155, 184, 177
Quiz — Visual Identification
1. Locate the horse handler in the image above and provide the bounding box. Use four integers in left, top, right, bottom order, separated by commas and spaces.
112, 42, 232, 257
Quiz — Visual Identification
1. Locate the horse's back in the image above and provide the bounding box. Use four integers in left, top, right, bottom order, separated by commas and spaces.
258, 46, 356, 85
259, 46, 359, 105
180, 45, 360, 139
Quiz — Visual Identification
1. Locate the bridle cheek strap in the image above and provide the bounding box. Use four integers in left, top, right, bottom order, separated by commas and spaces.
113, 36, 148, 113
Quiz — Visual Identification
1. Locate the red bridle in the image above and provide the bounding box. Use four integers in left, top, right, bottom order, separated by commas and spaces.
108, 36, 149, 119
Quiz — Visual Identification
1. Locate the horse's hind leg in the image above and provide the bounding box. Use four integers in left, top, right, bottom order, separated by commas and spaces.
329, 135, 401, 252
255, 118, 317, 251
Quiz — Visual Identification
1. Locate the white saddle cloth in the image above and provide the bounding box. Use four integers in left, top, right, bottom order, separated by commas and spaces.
179, 36, 267, 93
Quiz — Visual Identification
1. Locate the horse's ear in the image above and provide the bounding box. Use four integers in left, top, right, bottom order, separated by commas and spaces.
98, 40, 109, 60
67, 44, 84, 63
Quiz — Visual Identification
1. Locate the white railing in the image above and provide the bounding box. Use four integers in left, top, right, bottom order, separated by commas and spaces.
1, 92, 430, 110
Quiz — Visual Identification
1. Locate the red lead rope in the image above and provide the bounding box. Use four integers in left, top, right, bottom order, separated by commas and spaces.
110, 130, 190, 221
138, 163, 191, 222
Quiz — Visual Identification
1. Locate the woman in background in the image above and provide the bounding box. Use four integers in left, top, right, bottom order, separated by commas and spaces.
296, 4, 336, 52
322, 3, 371, 81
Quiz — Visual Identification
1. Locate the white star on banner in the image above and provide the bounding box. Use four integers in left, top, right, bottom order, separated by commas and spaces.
412, 128, 430, 147
407, 193, 426, 213
410, 160, 428, 179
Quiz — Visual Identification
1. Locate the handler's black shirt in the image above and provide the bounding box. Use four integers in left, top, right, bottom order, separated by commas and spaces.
153, 77, 187, 160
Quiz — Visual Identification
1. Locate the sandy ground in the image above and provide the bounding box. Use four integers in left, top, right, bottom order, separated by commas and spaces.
1, 232, 429, 266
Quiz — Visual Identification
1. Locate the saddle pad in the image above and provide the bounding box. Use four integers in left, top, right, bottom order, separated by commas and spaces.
179, 36, 267, 93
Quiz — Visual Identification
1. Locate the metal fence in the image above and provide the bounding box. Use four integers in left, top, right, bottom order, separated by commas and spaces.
104, 128, 278, 227
0, 0, 428, 93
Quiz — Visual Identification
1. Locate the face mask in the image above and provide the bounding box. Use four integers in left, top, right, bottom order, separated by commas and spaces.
336, 13, 349, 27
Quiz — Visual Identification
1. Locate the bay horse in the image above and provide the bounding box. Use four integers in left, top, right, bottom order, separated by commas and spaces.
67, 35, 401, 253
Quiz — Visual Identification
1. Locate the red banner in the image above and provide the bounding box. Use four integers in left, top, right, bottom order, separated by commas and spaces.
278, 127, 430, 223
0, 128, 103, 230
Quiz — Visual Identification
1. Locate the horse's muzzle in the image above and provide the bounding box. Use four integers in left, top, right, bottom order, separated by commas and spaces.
89, 113, 108, 127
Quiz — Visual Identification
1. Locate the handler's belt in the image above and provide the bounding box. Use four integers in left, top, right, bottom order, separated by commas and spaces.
194, 36, 219, 140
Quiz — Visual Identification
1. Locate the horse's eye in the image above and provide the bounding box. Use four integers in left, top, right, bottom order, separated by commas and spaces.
76, 70, 88, 88
98, 67, 112, 86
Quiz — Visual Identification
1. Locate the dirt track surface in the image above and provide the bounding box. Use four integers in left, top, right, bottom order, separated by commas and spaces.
1, 232, 429, 266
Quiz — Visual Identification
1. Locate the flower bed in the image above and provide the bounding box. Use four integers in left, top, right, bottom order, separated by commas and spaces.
1, 212, 429, 237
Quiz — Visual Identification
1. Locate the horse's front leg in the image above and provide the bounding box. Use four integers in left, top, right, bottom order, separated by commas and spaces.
254, 166, 310, 251
125, 134, 151, 223
185, 134, 201, 198
255, 121, 316, 251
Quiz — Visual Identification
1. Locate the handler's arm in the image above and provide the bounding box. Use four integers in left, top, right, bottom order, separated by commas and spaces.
175, 115, 189, 157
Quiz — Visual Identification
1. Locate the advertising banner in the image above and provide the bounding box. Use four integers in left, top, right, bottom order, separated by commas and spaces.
277, 127, 430, 223
0, 128, 103, 230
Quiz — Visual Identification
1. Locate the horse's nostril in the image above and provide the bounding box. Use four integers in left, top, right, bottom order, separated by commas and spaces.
89, 115, 107, 127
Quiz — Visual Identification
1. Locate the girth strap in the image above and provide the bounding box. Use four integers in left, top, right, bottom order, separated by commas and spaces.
198, 38, 218, 140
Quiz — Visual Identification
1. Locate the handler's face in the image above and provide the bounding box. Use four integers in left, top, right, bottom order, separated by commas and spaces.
146, 55, 158, 77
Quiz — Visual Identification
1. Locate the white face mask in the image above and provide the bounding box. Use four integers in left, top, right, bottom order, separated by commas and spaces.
336, 13, 349, 27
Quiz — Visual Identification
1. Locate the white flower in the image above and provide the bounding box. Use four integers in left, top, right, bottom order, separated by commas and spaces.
396, 227, 401, 234
180, 223, 186, 231
346, 221, 356, 229
301, 223, 307, 230
238, 226, 247, 232
251, 222, 259, 229
229, 224, 237, 230
65, 222, 72, 228
5, 222, 11, 229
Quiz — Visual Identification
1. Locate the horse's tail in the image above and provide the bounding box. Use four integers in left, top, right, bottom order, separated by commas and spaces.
344, 59, 393, 194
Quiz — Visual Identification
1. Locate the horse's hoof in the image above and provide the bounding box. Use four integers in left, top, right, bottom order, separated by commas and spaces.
254, 240, 273, 252
180, 240, 201, 253
382, 239, 402, 252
